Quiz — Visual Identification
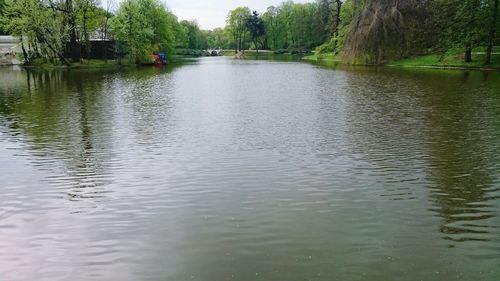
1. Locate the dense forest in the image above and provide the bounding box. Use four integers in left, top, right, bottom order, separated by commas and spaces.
0, 0, 498, 65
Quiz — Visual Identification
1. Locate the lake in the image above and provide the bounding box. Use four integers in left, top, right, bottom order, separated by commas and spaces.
1, 57, 500, 281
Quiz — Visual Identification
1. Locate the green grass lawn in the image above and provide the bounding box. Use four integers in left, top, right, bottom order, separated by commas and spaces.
388, 52, 500, 70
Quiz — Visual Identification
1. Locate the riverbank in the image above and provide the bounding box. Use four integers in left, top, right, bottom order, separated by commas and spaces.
302, 51, 500, 71
387, 53, 500, 71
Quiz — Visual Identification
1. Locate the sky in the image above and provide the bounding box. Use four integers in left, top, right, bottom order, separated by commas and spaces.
107, 0, 314, 30
162, 0, 314, 30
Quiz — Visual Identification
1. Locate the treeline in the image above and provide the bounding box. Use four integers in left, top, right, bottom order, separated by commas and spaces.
1, 0, 498, 66
0, 0, 222, 65
220, 2, 336, 53
221, 0, 499, 64
342, 0, 500, 64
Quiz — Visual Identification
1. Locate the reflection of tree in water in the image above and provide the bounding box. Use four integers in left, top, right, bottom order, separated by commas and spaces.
340, 68, 500, 243
0, 69, 116, 203
422, 72, 500, 242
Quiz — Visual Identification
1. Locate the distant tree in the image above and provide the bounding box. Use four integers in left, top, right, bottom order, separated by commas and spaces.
246, 11, 266, 52
262, 6, 279, 49
179, 20, 208, 50
227, 7, 251, 52
208, 27, 229, 48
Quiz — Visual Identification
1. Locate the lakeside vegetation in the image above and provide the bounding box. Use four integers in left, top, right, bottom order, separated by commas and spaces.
221, 0, 499, 68
0, 0, 498, 69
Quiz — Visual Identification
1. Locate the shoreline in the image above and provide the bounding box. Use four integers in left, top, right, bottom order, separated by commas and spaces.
302, 53, 500, 72
5, 54, 500, 72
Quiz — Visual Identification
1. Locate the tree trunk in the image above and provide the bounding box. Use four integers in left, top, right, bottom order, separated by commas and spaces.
484, 0, 499, 65
38, 31, 70, 66
20, 36, 30, 64
83, 6, 91, 60
333, 0, 342, 54
464, 43, 472, 63
67, 0, 80, 62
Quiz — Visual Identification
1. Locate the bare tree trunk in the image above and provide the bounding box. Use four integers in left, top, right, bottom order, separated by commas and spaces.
484, 0, 499, 65
333, 0, 342, 54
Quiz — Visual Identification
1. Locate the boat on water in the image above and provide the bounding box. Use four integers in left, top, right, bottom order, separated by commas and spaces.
146, 52, 168, 66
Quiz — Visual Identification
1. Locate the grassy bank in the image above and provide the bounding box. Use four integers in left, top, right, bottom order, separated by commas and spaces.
302, 50, 500, 71
388, 53, 500, 70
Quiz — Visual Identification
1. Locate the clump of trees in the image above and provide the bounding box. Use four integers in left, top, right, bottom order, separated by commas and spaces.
341, 0, 500, 64
111, 0, 177, 63
0, 0, 225, 64
0, 0, 119, 64
1, 0, 498, 66
222, 0, 499, 65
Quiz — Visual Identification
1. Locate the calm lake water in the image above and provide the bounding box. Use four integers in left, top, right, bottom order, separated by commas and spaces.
1, 58, 500, 281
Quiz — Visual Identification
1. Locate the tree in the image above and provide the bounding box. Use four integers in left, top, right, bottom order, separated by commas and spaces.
48, 0, 81, 62
262, 6, 279, 49
76, 0, 100, 60
484, 0, 499, 64
179, 20, 208, 50
227, 7, 251, 52
111, 0, 176, 63
0, 0, 6, 35
1, 0, 69, 65
246, 11, 266, 52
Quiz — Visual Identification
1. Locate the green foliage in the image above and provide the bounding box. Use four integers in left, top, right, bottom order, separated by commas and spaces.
0, 0, 6, 35
226, 7, 251, 51
246, 11, 266, 50
205, 28, 230, 49
1, 0, 68, 64
111, 0, 176, 63
260, 1, 325, 51
178, 20, 208, 50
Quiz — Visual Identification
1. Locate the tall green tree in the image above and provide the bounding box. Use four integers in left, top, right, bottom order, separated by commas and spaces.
246, 11, 266, 52
227, 7, 251, 52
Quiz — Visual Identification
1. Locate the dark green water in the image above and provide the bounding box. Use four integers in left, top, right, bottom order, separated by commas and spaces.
1, 58, 500, 281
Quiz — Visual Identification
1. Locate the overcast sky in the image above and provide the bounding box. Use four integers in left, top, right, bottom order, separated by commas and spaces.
107, 0, 314, 30
161, 0, 314, 30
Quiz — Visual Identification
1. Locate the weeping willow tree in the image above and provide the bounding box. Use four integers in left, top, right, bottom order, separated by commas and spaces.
342, 0, 425, 64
